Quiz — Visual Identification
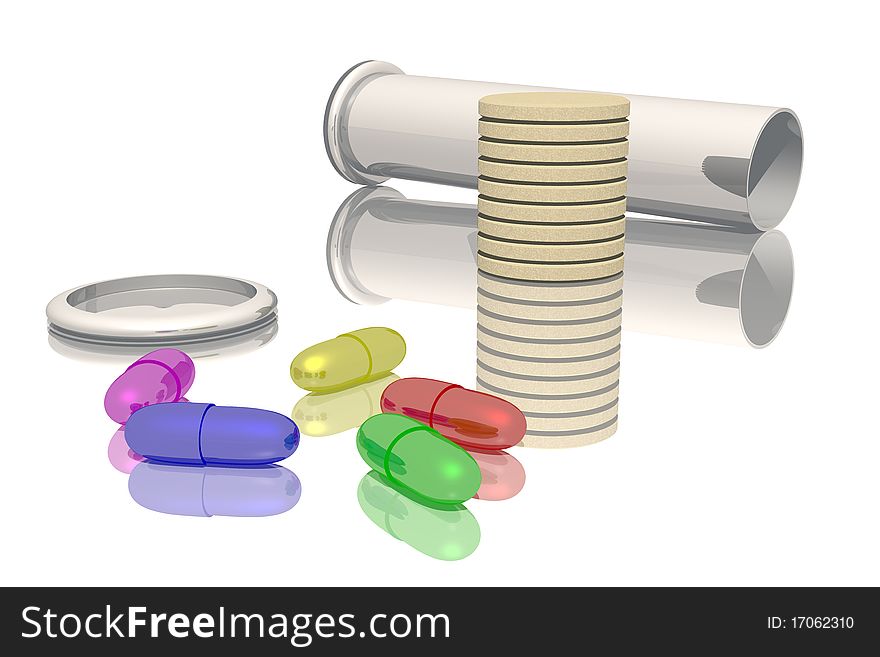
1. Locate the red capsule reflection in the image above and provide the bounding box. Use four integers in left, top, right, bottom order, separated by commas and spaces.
470, 450, 526, 501
381, 377, 526, 450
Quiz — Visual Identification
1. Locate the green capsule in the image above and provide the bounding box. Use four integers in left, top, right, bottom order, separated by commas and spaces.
357, 471, 481, 561
290, 327, 405, 393
356, 413, 481, 505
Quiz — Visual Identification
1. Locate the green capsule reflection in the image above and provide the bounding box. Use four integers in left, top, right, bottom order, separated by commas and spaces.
357, 471, 481, 561
356, 413, 481, 505
292, 374, 398, 437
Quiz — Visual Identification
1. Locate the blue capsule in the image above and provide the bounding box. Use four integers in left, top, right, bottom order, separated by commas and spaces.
125, 402, 299, 466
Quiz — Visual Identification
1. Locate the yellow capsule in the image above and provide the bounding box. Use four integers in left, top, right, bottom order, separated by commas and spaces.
290, 327, 406, 393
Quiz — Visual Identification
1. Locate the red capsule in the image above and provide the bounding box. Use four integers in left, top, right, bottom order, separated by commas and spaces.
381, 377, 526, 450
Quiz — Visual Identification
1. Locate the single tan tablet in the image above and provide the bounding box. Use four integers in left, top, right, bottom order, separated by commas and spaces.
476, 378, 620, 414
478, 270, 624, 302
478, 197, 626, 223
478, 158, 628, 183
520, 418, 618, 448
478, 178, 626, 204
477, 327, 621, 359
479, 92, 630, 122
477, 288, 623, 321
477, 252, 625, 281
476, 361, 620, 395
522, 400, 619, 432
477, 342, 620, 377
479, 138, 629, 163
478, 233, 625, 262
477, 305, 623, 339
479, 118, 629, 142
478, 215, 626, 242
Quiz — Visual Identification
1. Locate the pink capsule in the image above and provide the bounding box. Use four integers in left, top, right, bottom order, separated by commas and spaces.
104, 348, 195, 424
381, 377, 526, 450
470, 450, 526, 501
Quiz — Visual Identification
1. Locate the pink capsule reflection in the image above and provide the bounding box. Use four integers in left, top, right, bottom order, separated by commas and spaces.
107, 426, 145, 474
470, 449, 526, 501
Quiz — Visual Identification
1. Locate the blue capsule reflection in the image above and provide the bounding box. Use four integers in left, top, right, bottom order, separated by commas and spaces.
129, 462, 301, 517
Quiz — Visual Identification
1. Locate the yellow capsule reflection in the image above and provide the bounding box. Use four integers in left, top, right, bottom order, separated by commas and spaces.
290, 327, 406, 393
292, 374, 399, 437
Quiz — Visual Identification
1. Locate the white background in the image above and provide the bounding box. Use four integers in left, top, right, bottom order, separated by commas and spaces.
0, 0, 876, 586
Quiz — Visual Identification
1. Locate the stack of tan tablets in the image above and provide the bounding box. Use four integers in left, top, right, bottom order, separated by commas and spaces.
475, 91, 629, 448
